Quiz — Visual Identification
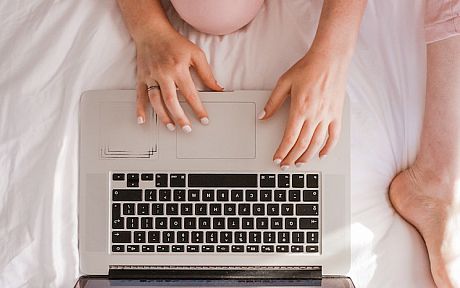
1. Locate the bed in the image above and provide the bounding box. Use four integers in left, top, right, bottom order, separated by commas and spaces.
0, 0, 434, 287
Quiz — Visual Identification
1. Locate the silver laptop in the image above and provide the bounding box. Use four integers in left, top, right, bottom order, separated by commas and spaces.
76, 90, 353, 287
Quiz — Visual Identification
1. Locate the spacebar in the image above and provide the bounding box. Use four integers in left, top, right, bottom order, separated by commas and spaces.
188, 174, 258, 187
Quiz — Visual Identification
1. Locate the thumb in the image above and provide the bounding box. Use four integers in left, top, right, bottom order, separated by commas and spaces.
192, 50, 223, 91
259, 78, 290, 120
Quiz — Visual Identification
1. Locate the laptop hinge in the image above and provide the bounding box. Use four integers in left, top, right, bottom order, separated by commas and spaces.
108, 265, 322, 280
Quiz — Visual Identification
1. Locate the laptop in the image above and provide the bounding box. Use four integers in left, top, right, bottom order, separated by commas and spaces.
76, 90, 353, 287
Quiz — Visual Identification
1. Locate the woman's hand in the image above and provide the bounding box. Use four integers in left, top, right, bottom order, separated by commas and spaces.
135, 27, 222, 132
259, 49, 347, 169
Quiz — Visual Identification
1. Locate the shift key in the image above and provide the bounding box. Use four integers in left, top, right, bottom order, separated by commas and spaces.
112, 231, 131, 243
296, 204, 318, 216
113, 189, 142, 201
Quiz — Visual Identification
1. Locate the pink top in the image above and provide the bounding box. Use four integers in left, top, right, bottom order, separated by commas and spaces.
170, 0, 264, 35
425, 0, 460, 43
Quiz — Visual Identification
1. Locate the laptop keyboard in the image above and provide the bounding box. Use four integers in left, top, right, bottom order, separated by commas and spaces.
110, 172, 321, 254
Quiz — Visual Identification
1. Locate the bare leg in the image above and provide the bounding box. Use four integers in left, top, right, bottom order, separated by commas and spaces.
389, 35, 460, 287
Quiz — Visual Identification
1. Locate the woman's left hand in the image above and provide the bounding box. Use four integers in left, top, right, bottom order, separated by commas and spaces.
259, 49, 348, 169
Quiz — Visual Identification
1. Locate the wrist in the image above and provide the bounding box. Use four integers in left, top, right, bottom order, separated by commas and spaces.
131, 18, 176, 43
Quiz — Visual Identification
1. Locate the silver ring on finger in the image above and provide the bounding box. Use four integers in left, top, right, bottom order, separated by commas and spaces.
147, 82, 160, 92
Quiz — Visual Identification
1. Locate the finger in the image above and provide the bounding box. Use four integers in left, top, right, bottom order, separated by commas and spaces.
136, 82, 149, 124
259, 77, 290, 120
158, 78, 192, 132
281, 121, 317, 166
319, 120, 341, 158
175, 73, 209, 125
192, 50, 223, 91
296, 122, 328, 166
273, 111, 305, 168
148, 87, 175, 131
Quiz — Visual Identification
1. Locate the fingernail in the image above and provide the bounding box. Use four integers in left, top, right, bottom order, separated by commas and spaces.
320, 154, 328, 159
137, 116, 144, 124
200, 117, 209, 125
295, 162, 305, 168
182, 125, 192, 133
281, 165, 289, 171
273, 158, 282, 165
216, 81, 224, 90
257, 110, 266, 120
166, 123, 176, 131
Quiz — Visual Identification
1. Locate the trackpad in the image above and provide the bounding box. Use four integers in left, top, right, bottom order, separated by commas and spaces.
177, 102, 256, 159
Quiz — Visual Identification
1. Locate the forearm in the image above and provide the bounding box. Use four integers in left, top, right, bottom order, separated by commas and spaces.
117, 0, 175, 42
310, 0, 367, 61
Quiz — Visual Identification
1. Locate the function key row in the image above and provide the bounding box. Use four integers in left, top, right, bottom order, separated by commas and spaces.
112, 173, 319, 189
112, 244, 319, 253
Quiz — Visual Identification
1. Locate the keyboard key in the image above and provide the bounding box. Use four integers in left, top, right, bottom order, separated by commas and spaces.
145, 189, 157, 201
306, 245, 319, 253
187, 245, 199, 252
276, 245, 289, 253
281, 204, 294, 216
217, 245, 230, 252
296, 204, 319, 216
142, 245, 155, 252
306, 174, 319, 188
292, 232, 305, 243
157, 245, 169, 252
206, 231, 218, 243
217, 190, 229, 201
195, 203, 207, 215
140, 217, 153, 229
253, 204, 265, 215
231, 190, 244, 201
170, 174, 186, 187
271, 218, 283, 229
289, 190, 301, 201
141, 173, 154, 181
172, 245, 185, 252
245, 190, 257, 201
173, 189, 186, 201
299, 218, 319, 229
188, 190, 200, 201
199, 217, 211, 229
127, 245, 140, 252
112, 203, 121, 217
227, 218, 240, 229
202, 189, 215, 201
163, 231, 174, 243
249, 232, 262, 243
112, 217, 124, 229
256, 218, 269, 229
292, 174, 305, 188
202, 245, 214, 252
278, 174, 290, 188
247, 245, 259, 252
166, 203, 179, 215
220, 231, 232, 243
148, 231, 160, 243
242, 218, 254, 229
231, 245, 244, 252
127, 173, 139, 181
134, 231, 146, 243
188, 174, 258, 188
267, 204, 279, 215
224, 204, 236, 215
112, 245, 124, 252
113, 189, 142, 201
159, 189, 171, 201
263, 232, 275, 243
303, 190, 319, 202
260, 190, 272, 201
234, 231, 247, 243
155, 217, 167, 229
155, 174, 168, 187
112, 173, 125, 181
184, 218, 196, 229
181, 203, 193, 215
112, 231, 131, 243
210, 204, 222, 215
170, 217, 182, 229
152, 203, 164, 215
127, 217, 139, 229
177, 231, 189, 243
127, 179, 139, 188
260, 174, 275, 188
137, 203, 149, 215
274, 190, 286, 201
191, 231, 204, 243
307, 232, 319, 243
278, 232, 290, 243
238, 204, 250, 215
213, 218, 225, 229
261, 245, 274, 252
123, 203, 135, 215
285, 218, 297, 229
291, 245, 304, 253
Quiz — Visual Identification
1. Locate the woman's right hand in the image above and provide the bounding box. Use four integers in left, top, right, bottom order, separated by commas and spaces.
135, 27, 223, 132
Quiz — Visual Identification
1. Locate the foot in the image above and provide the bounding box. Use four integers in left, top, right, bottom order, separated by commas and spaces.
389, 165, 460, 288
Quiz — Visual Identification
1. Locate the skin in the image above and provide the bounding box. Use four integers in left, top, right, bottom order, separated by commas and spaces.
117, 0, 367, 164
390, 35, 460, 287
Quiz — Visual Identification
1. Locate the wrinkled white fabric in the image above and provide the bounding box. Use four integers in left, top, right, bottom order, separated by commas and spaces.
0, 0, 432, 287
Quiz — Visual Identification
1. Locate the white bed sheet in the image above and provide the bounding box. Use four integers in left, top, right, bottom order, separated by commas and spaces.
0, 0, 433, 287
